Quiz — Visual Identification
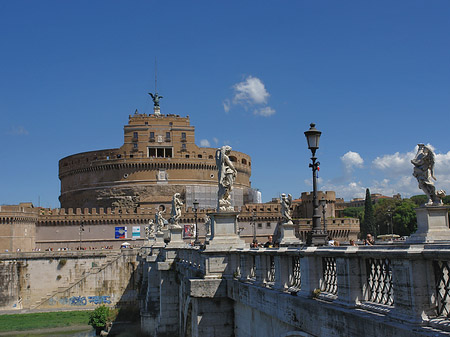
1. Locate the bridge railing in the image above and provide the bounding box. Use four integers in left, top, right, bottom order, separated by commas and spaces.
170, 245, 450, 327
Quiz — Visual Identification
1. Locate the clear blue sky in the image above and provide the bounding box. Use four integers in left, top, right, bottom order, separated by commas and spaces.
1, 1, 450, 208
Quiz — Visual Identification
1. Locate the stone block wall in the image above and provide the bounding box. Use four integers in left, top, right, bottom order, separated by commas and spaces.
0, 250, 141, 311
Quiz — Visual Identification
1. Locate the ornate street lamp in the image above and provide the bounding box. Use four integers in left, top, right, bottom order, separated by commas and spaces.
193, 200, 200, 245
320, 196, 327, 233
304, 123, 327, 246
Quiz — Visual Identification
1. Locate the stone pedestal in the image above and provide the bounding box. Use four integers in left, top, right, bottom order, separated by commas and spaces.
154, 231, 166, 247
279, 222, 302, 247
308, 230, 328, 246
153, 106, 161, 115
167, 225, 186, 248
206, 211, 245, 250
407, 206, 450, 243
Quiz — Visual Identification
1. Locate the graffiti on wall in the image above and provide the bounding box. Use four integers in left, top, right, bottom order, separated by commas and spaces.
48, 295, 112, 306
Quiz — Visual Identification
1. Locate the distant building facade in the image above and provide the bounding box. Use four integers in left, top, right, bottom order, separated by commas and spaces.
2, 99, 360, 251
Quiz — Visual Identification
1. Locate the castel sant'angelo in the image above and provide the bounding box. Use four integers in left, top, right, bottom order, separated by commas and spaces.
59, 97, 255, 211
0, 93, 359, 252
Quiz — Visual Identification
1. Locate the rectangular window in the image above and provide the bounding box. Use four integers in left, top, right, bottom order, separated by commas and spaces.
133, 143, 138, 149
166, 132, 171, 140
182, 143, 186, 150
181, 132, 186, 140
150, 132, 155, 139
257, 223, 262, 229
133, 132, 138, 139
148, 147, 173, 158
266, 222, 271, 228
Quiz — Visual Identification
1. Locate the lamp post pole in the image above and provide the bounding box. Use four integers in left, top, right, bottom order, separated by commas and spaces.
193, 200, 200, 245
79, 221, 84, 250
305, 123, 327, 246
320, 196, 327, 233
387, 208, 393, 240
252, 212, 256, 245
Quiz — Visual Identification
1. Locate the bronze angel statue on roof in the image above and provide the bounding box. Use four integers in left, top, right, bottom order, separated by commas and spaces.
148, 92, 163, 107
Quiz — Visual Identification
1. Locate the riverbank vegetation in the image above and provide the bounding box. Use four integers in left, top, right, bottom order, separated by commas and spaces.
0, 311, 91, 332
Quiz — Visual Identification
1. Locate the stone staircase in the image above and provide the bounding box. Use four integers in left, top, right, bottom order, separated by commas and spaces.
30, 252, 123, 310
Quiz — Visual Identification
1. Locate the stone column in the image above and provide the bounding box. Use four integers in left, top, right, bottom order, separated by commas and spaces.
390, 250, 436, 323
239, 253, 253, 281
274, 253, 290, 291
155, 261, 180, 336
334, 252, 362, 308
254, 254, 267, 286
298, 248, 321, 298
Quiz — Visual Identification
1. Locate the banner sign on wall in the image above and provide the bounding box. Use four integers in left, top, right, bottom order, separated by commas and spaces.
183, 224, 195, 239
115, 226, 127, 239
132, 226, 141, 240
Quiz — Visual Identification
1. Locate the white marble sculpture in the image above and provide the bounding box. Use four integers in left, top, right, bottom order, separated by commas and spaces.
281, 193, 293, 224
170, 193, 183, 227
204, 214, 211, 235
216, 145, 237, 212
411, 143, 446, 206
145, 219, 155, 239
156, 208, 166, 232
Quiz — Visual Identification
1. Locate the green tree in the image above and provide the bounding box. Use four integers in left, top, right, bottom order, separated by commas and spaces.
373, 198, 417, 237
410, 195, 428, 207
342, 206, 364, 221
392, 199, 417, 235
374, 199, 399, 236
443, 195, 450, 205
362, 189, 376, 237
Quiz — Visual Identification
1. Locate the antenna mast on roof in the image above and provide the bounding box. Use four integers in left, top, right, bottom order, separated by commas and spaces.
148, 57, 163, 115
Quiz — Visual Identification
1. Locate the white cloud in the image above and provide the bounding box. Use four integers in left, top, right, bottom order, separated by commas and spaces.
254, 106, 276, 117
223, 99, 230, 113
7, 126, 29, 136
320, 180, 367, 200
341, 151, 364, 171
224, 75, 275, 117
233, 76, 269, 105
213, 137, 219, 145
372, 149, 416, 176
199, 139, 210, 147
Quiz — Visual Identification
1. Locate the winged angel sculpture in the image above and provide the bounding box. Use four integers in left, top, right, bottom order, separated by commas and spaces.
411, 143, 445, 206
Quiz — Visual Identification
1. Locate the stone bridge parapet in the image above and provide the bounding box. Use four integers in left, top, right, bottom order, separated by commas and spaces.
140, 243, 450, 336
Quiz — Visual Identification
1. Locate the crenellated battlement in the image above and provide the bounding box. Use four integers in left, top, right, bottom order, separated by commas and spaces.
38, 206, 158, 217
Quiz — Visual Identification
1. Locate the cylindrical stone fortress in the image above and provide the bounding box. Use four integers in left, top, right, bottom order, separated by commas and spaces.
59, 112, 254, 210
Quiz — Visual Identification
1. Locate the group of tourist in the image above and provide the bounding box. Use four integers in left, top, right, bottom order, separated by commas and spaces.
251, 235, 280, 248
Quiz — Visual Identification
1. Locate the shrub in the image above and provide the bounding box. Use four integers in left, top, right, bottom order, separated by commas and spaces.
88, 305, 110, 329
57, 259, 67, 269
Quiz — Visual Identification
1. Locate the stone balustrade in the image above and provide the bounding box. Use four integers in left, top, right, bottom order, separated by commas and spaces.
142, 243, 450, 336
